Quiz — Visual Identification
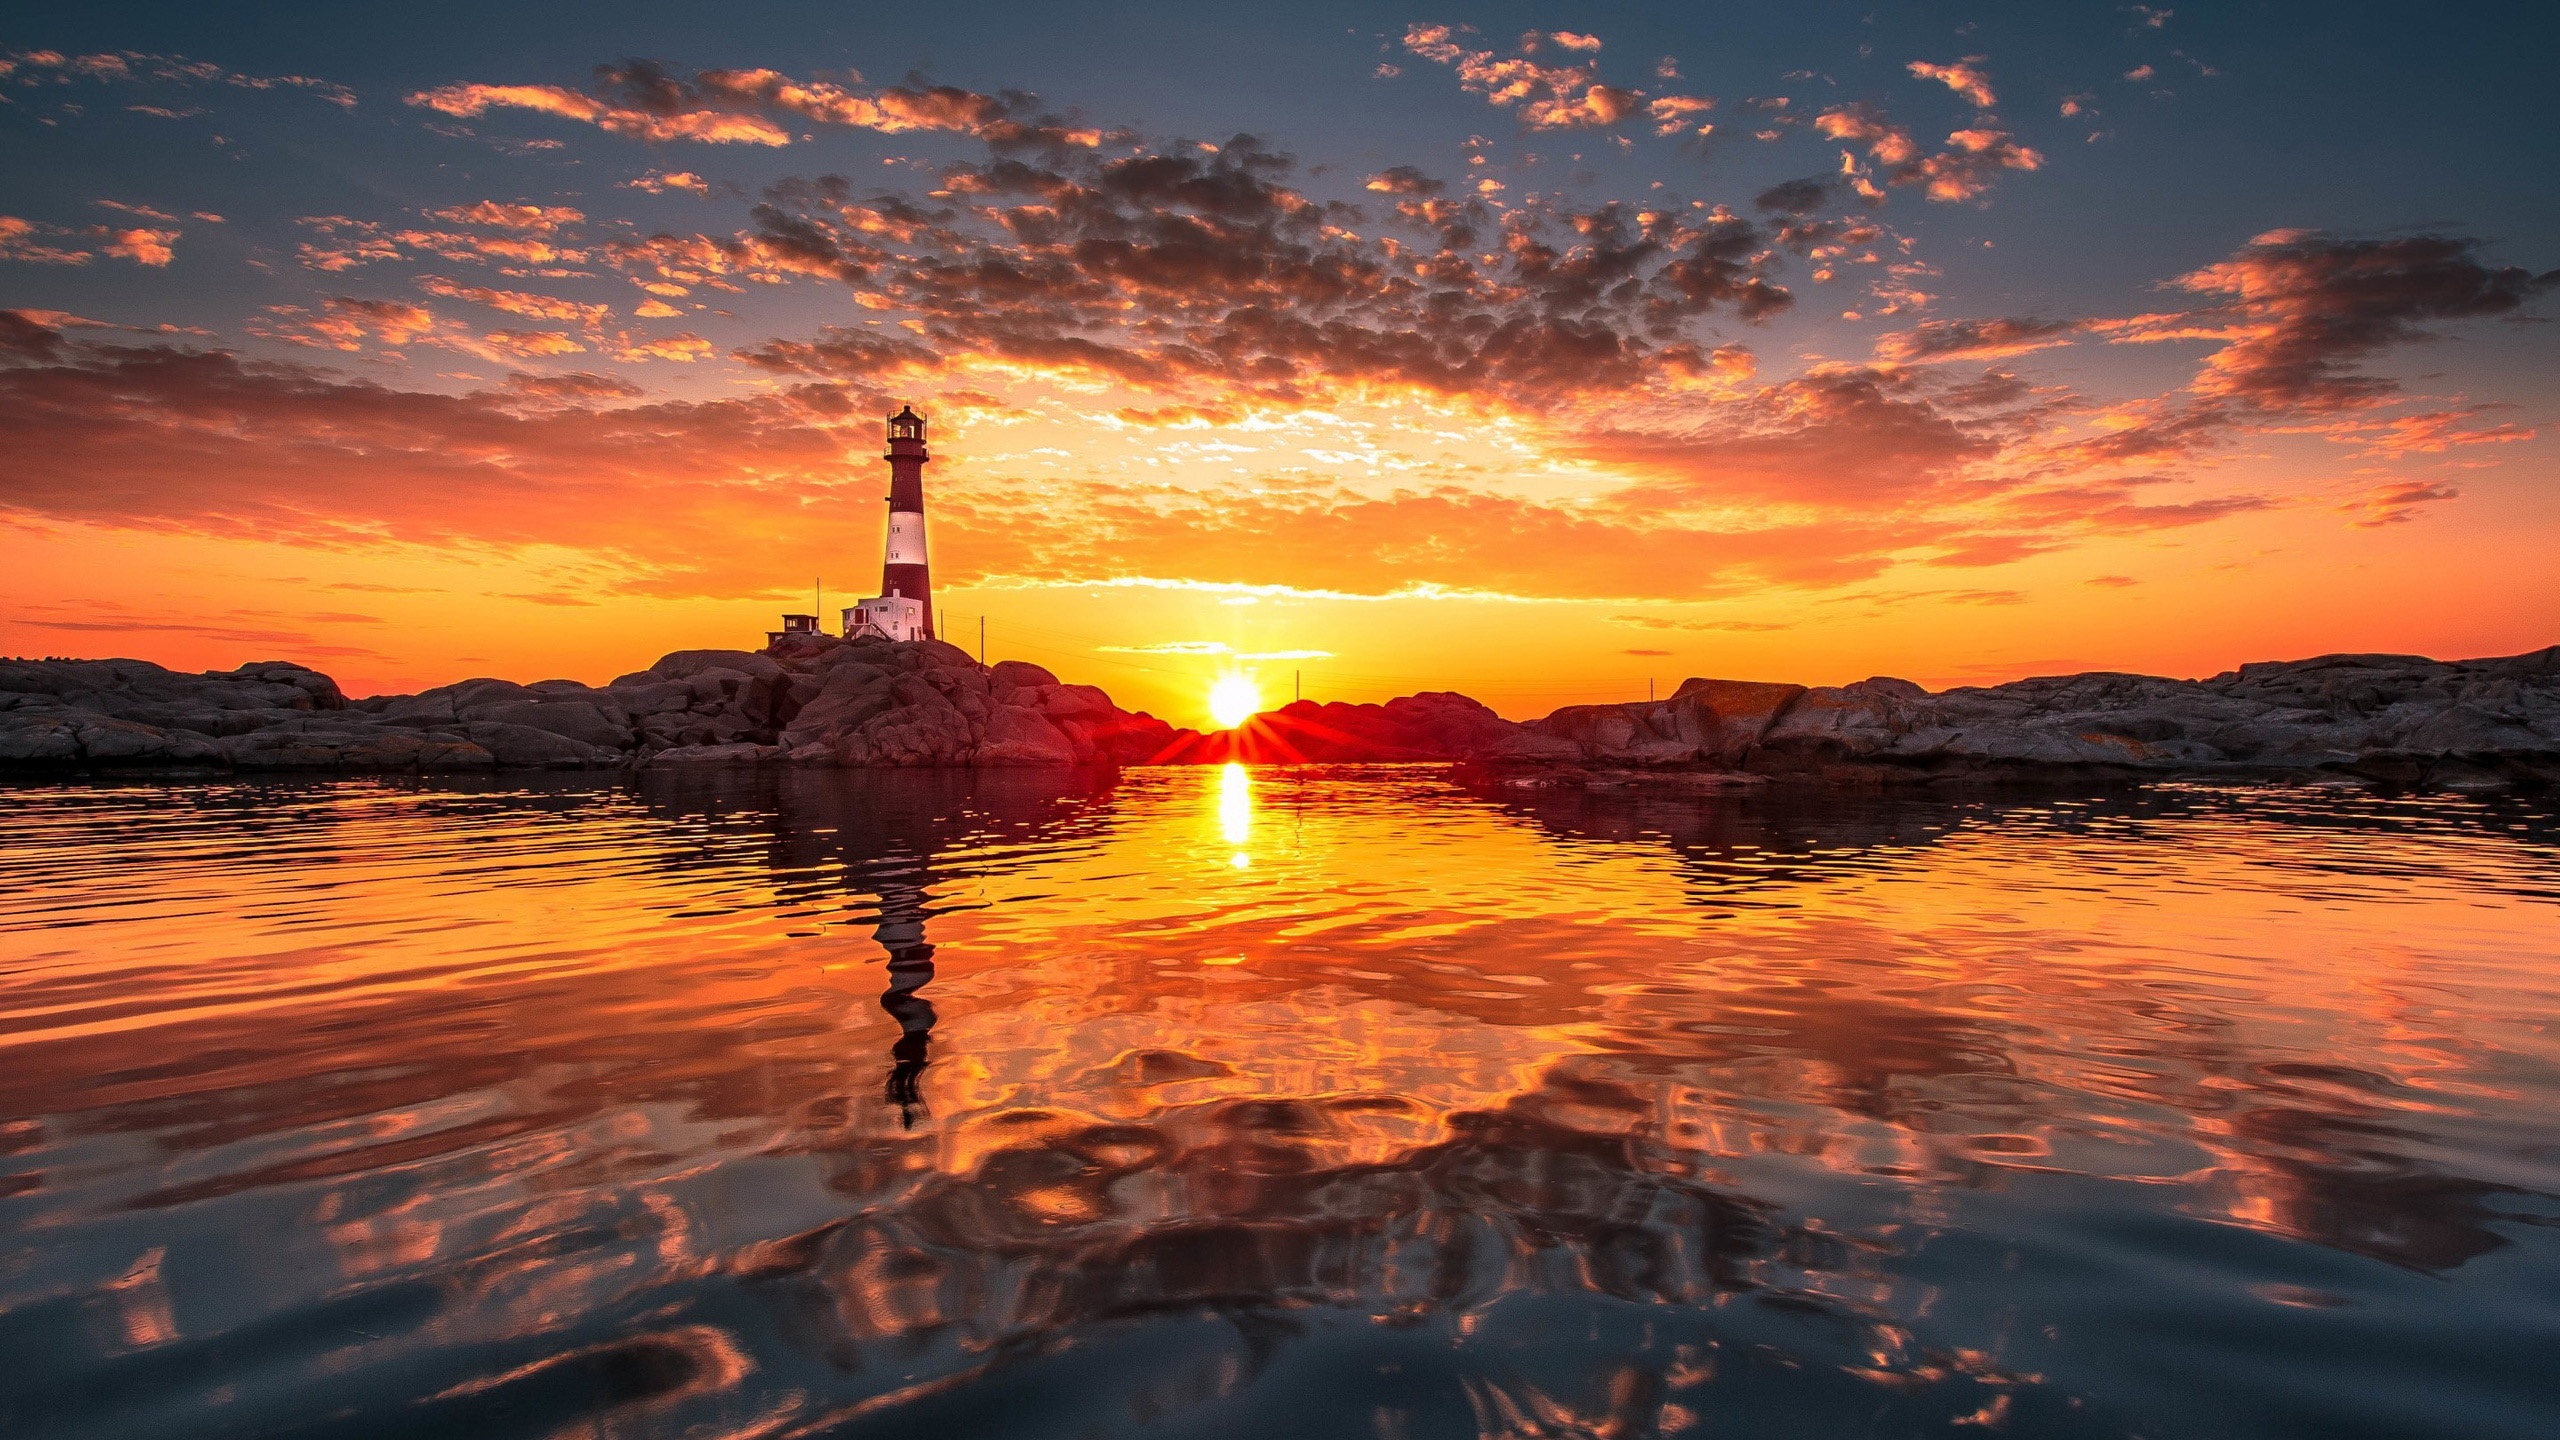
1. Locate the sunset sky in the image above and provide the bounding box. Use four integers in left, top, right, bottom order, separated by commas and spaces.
3, 1, 2553, 724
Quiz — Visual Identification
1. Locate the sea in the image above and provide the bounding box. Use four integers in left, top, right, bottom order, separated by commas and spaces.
3, 766, 2556, 1439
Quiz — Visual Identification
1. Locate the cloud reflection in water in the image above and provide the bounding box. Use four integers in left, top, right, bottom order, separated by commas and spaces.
0, 771, 2555, 1438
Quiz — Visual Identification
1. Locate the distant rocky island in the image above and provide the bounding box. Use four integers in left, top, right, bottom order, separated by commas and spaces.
3, 632, 2553, 794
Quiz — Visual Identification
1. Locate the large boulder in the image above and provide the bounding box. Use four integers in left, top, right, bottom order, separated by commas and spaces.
214, 725, 492, 771
782, 662, 898, 736
461, 721, 617, 769
975, 705, 1078, 766
600, 680, 692, 717
468, 699, 632, 750
0, 715, 82, 765
1759, 678, 1922, 759
629, 649, 787, 687
842, 697, 975, 767
367, 692, 459, 725
1663, 679, 1809, 761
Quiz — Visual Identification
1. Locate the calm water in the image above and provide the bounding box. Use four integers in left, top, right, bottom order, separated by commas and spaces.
3, 769, 2557, 1440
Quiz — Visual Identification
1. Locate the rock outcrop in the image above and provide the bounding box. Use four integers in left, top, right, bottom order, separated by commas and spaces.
1471, 648, 2560, 792
0, 639, 1179, 776
1149, 692, 1572, 764
6, 644, 2553, 790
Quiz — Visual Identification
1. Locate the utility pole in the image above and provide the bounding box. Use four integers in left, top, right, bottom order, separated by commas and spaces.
1295, 669, 1301, 703
978, 615, 987, 667
815, 577, 822, 619
1648, 677, 1655, 702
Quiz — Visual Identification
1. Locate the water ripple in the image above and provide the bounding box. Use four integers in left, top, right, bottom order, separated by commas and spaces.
1, 768, 2556, 1438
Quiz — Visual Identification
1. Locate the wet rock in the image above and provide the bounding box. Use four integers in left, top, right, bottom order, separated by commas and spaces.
645, 742, 781, 767
0, 716, 81, 764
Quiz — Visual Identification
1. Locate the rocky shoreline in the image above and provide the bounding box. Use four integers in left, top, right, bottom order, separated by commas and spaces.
2, 638, 2553, 794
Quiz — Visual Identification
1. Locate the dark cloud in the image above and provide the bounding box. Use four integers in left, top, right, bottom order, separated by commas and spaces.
1877, 317, 2084, 362
734, 327, 942, 379
725, 140, 1795, 408
1752, 177, 1835, 215
1364, 166, 1446, 196
2175, 230, 2558, 412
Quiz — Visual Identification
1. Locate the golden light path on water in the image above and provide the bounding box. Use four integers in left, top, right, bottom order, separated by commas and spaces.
0, 768, 2556, 1438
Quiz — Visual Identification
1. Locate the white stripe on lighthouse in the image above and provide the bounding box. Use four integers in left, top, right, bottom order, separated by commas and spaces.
884, 511, 928, 566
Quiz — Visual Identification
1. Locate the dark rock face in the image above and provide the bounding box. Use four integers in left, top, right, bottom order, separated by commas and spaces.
1479, 648, 2560, 792
0, 660, 364, 770
0, 638, 1177, 775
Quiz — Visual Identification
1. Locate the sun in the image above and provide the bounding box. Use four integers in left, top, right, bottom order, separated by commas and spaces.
1208, 673, 1262, 730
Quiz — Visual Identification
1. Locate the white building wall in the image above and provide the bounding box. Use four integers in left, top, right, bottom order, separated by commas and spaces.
843, 595, 927, 642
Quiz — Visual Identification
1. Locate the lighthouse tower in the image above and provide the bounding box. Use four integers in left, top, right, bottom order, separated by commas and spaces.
841, 406, 935, 642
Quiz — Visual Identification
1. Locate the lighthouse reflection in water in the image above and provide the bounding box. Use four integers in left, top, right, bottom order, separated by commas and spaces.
3, 767, 2559, 1440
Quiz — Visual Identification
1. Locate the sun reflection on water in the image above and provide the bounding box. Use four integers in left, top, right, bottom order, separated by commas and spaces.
1217, 761, 1252, 868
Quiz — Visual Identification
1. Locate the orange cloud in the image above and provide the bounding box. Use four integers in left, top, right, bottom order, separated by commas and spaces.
406, 83, 793, 145
415, 274, 610, 326
408, 64, 1102, 152
1647, 94, 1714, 136
1816, 106, 2041, 202
623, 170, 709, 194
260, 296, 441, 351
0, 316, 2261, 610
480, 328, 586, 356
1814, 104, 1919, 165
104, 227, 180, 265
425, 201, 586, 233
1907, 57, 1997, 109
1876, 317, 2084, 362
1403, 23, 1647, 131
2337, 480, 2460, 527
614, 332, 714, 362
0, 216, 94, 265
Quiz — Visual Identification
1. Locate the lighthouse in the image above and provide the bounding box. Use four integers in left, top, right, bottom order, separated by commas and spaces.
841, 405, 936, 643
